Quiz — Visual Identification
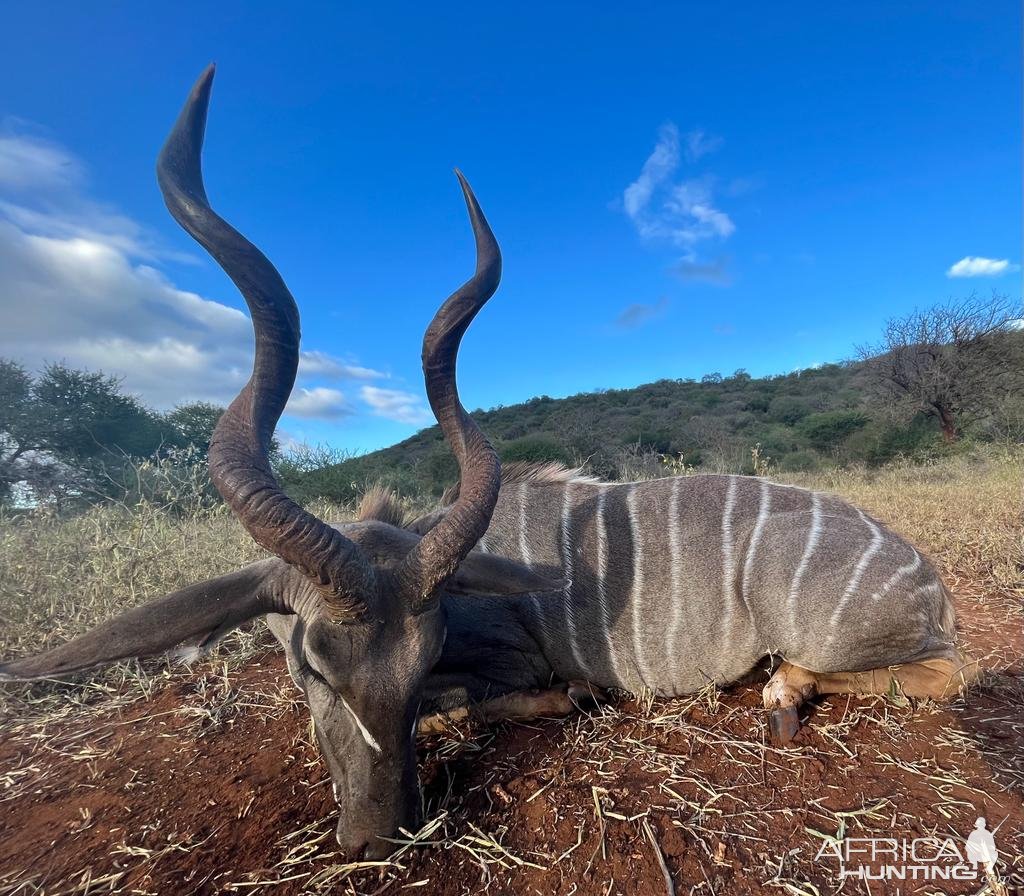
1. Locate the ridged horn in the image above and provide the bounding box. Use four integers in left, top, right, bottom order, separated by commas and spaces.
398, 171, 501, 607
156, 65, 374, 621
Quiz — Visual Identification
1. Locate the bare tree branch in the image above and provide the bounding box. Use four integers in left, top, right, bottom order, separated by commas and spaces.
857, 292, 1024, 441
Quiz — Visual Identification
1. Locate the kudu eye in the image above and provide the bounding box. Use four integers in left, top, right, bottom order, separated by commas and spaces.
305, 664, 328, 685
301, 651, 337, 688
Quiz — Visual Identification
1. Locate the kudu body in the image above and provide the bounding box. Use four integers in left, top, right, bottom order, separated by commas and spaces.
412, 464, 974, 742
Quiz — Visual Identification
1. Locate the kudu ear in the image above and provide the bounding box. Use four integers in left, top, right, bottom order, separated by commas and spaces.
448, 552, 566, 598
0, 560, 282, 681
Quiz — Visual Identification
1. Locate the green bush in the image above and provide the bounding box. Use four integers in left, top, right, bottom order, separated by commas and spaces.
849, 417, 943, 466
421, 445, 460, 496
768, 395, 813, 425
797, 410, 870, 453
500, 435, 573, 466
619, 428, 673, 454
777, 448, 822, 473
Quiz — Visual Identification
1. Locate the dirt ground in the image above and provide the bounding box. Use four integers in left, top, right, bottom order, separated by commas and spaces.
2, 573, 1022, 896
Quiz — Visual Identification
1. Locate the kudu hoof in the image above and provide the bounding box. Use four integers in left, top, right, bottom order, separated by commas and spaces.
768, 706, 801, 746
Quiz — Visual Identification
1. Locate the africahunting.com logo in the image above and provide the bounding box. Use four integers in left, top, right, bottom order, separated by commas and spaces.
815, 816, 1000, 883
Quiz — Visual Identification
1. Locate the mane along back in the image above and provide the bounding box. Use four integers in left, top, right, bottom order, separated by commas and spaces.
356, 483, 408, 528
441, 461, 601, 505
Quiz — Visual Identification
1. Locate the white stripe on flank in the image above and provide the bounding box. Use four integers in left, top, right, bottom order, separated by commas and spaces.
667, 477, 684, 688
596, 486, 609, 609
827, 510, 885, 637
339, 695, 381, 753
787, 492, 822, 627
740, 479, 771, 619
560, 484, 574, 581
560, 484, 589, 676
477, 533, 491, 554
517, 482, 532, 565
595, 485, 621, 683
627, 485, 650, 689
870, 550, 922, 601
721, 476, 739, 632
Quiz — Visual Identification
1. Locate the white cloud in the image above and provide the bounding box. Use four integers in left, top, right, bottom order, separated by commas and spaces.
298, 349, 386, 381
0, 218, 251, 408
946, 256, 1018, 278
360, 386, 433, 426
623, 123, 680, 221
686, 128, 723, 162
286, 387, 351, 420
0, 126, 183, 262
622, 124, 735, 270
273, 428, 307, 454
0, 132, 83, 191
0, 128, 395, 425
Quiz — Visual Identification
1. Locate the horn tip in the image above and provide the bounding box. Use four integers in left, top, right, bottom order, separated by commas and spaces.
453, 169, 481, 215
192, 63, 216, 102
454, 168, 472, 195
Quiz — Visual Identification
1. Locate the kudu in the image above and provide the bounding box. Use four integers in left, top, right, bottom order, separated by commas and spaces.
1, 66, 976, 860
0, 67, 569, 859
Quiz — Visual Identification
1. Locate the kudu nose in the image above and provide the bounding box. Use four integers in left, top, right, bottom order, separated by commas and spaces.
336, 826, 396, 862
362, 838, 398, 861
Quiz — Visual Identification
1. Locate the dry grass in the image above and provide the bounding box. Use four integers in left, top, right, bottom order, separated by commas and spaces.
0, 447, 1021, 895
777, 446, 1023, 599
0, 500, 267, 725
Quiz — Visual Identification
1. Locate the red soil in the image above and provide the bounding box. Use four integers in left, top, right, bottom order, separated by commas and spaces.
2, 585, 1022, 895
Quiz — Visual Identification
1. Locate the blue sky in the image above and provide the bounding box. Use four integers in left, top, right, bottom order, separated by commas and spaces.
0, 2, 1020, 453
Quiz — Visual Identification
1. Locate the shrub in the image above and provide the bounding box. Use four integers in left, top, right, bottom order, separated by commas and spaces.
500, 435, 573, 466
768, 395, 813, 426
848, 417, 943, 467
797, 410, 870, 453
777, 448, 821, 472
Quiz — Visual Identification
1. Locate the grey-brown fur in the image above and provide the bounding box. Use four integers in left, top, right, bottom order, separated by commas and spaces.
357, 484, 408, 529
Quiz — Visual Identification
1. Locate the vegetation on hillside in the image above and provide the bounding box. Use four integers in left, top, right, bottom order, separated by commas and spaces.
296, 295, 1023, 501
1, 293, 1020, 509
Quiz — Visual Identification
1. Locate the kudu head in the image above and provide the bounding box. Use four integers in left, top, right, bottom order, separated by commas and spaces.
0, 66, 554, 858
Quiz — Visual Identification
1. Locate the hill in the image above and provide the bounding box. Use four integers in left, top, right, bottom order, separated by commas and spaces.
283, 360, 955, 502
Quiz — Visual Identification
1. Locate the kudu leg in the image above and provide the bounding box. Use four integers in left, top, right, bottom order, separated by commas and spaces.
417, 680, 607, 735
763, 652, 975, 746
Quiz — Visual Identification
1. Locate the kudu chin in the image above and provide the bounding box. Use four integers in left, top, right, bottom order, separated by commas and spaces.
0, 65, 529, 860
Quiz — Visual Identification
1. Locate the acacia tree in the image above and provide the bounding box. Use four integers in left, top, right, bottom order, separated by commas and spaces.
0, 361, 174, 505
162, 401, 225, 456
0, 361, 37, 502
857, 293, 1024, 442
